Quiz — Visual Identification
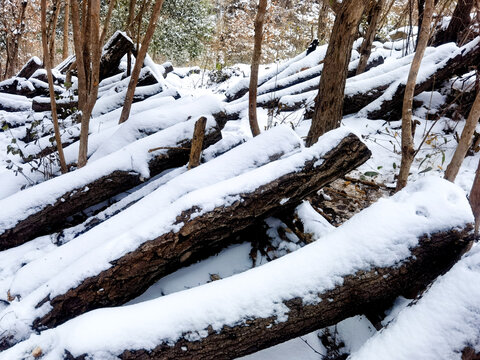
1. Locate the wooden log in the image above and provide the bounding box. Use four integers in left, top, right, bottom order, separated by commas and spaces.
57, 32, 136, 81
188, 117, 207, 169
295, 39, 480, 120
112, 227, 473, 360
365, 39, 480, 120
0, 178, 473, 359
28, 131, 370, 332
16, 57, 43, 79
0, 120, 223, 251
32, 96, 77, 116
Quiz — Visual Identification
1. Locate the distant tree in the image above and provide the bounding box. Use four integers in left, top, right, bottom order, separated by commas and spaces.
1, 0, 28, 78
71, 0, 102, 168
118, 0, 165, 124
62, 0, 70, 59
248, 0, 268, 137
395, 0, 434, 192
433, 0, 475, 46
41, 0, 67, 173
356, 0, 384, 75
306, 0, 368, 146
151, 0, 213, 64
445, 90, 480, 182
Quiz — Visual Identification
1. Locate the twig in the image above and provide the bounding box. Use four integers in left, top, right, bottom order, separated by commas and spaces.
148, 146, 190, 153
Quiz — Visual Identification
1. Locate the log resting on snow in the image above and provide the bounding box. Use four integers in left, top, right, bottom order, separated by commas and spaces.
29, 130, 371, 332
282, 39, 480, 119
16, 57, 43, 79
116, 226, 474, 360
0, 178, 473, 359
0, 119, 223, 251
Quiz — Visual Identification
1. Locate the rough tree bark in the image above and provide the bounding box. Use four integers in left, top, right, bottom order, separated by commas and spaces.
317, 0, 330, 43
62, 0, 70, 59
118, 0, 165, 124
433, 0, 475, 46
306, 0, 368, 146
469, 158, 480, 236
71, 0, 102, 168
248, 0, 268, 137
0, 123, 223, 251
444, 90, 480, 182
29, 133, 370, 332
396, 0, 434, 192
3, 0, 27, 79
188, 117, 207, 169
41, 0, 68, 174
356, 0, 384, 75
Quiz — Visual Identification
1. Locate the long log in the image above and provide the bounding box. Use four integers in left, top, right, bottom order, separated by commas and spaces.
21, 130, 370, 334
0, 178, 473, 359
281, 39, 480, 119
0, 118, 223, 250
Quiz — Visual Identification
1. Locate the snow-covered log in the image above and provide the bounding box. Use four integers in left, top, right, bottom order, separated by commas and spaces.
0, 93, 31, 112
57, 31, 136, 81
0, 178, 473, 359
0, 128, 370, 350
0, 117, 223, 250
279, 39, 480, 119
350, 244, 480, 360
16, 57, 42, 79
225, 44, 328, 102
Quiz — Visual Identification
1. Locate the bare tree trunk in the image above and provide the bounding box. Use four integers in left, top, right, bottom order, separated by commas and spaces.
356, 0, 384, 75
48, 0, 62, 67
100, 0, 117, 46
41, 0, 68, 174
395, 0, 434, 192
71, 0, 102, 168
306, 0, 368, 147
62, 0, 69, 59
4, 0, 27, 78
444, 91, 480, 182
434, 0, 475, 45
469, 157, 480, 236
118, 0, 165, 124
248, 0, 268, 137
317, 0, 330, 43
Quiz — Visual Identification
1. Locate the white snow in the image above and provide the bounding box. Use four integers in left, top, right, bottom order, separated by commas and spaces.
0, 176, 472, 359
350, 244, 480, 360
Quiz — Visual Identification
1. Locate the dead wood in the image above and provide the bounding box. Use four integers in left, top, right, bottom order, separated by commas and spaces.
188, 117, 207, 169
0, 123, 223, 251
57, 32, 136, 81
16, 57, 43, 79
30, 132, 370, 332
300, 40, 480, 120
69, 224, 473, 360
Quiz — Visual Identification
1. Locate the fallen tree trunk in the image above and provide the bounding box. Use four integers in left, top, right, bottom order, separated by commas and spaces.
281, 39, 480, 119
0, 118, 223, 250
117, 227, 473, 360
349, 244, 480, 360
16, 56, 42, 79
0, 93, 31, 112
0, 178, 473, 359
28, 129, 370, 332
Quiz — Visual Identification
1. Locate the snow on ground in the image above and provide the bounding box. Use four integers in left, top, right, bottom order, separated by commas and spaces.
350, 243, 480, 360
0, 177, 472, 359
1, 37, 480, 359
